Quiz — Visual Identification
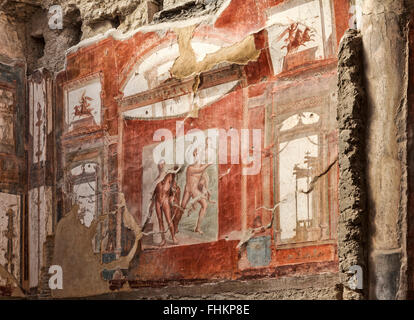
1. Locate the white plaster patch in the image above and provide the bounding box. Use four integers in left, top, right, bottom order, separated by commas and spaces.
74, 182, 97, 228
190, 41, 221, 62
71, 163, 97, 176
71, 163, 98, 228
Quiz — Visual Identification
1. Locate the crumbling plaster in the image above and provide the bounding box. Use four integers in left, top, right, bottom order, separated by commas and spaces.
2, 0, 414, 300
1, 0, 347, 300
337, 29, 367, 300
47, 0, 342, 300
0, 0, 231, 72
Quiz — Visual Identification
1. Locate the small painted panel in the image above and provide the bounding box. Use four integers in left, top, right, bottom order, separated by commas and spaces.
266, 0, 336, 75
0, 193, 20, 282
29, 79, 47, 164
246, 236, 271, 267
65, 77, 102, 131
28, 187, 47, 288
0, 86, 15, 154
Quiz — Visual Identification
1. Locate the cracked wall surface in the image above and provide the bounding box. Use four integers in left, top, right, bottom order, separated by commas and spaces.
0, 45, 27, 298
1, 0, 414, 300
0, 0, 349, 300
0, 0, 231, 72
50, 0, 345, 299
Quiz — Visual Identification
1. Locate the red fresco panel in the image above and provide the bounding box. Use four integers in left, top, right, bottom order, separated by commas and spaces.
55, 0, 350, 286
214, 0, 266, 40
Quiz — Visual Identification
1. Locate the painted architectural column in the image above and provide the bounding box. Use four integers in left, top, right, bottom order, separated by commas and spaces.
28, 69, 55, 293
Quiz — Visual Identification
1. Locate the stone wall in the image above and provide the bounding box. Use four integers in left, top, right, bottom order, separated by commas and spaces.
360, 0, 411, 300
337, 29, 367, 300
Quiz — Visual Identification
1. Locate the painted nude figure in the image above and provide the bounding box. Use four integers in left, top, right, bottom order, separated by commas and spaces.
171, 178, 182, 235
153, 161, 178, 246
181, 148, 212, 234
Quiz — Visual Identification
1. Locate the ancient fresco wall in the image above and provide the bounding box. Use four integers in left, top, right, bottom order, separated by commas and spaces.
0, 193, 21, 293
27, 70, 55, 292
0, 13, 24, 62
49, 0, 349, 298
1, 0, 414, 300
0, 60, 26, 297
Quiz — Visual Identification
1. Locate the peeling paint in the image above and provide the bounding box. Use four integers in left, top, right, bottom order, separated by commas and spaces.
52, 192, 142, 298
171, 26, 260, 79
0, 0, 357, 300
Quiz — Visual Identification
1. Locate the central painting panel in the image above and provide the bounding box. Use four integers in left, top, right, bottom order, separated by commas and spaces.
141, 132, 219, 248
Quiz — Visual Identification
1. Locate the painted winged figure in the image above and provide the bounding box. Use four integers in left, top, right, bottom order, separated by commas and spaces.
73, 91, 93, 117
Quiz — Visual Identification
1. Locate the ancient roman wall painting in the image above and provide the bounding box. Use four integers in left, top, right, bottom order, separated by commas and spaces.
53, 0, 349, 294
0, 86, 19, 285
61, 74, 104, 229
0, 84, 15, 155
0, 61, 26, 296
271, 77, 338, 246
28, 71, 54, 289
267, 0, 337, 76
0, 193, 21, 284
64, 74, 102, 132
69, 163, 100, 228
140, 133, 219, 248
